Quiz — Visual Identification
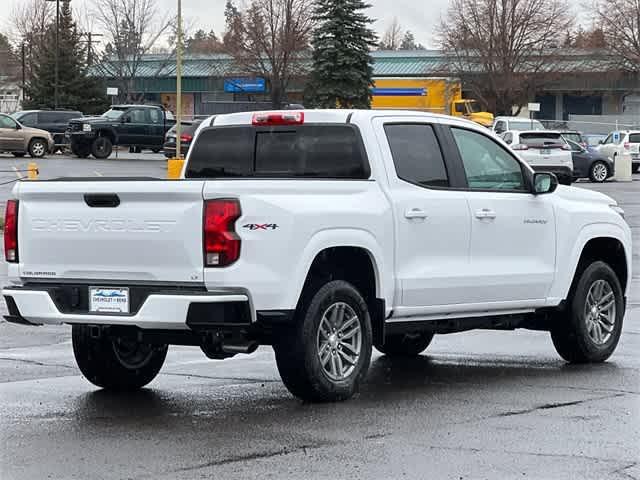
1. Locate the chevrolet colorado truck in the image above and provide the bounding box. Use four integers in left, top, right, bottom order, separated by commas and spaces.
66, 105, 175, 159
3, 110, 632, 402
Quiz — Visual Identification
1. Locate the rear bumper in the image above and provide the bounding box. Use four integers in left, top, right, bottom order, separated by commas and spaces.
2, 286, 250, 330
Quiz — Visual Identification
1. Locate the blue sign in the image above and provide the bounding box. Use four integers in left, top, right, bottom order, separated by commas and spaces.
371, 88, 427, 97
224, 77, 266, 93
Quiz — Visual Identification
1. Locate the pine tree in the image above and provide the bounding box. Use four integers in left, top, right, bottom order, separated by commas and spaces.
24, 1, 107, 114
307, 0, 378, 108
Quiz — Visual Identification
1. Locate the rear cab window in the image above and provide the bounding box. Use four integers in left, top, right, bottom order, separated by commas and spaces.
185, 124, 370, 179
628, 133, 640, 143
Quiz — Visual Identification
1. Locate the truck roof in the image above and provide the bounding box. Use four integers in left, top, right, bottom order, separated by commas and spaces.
206, 109, 481, 129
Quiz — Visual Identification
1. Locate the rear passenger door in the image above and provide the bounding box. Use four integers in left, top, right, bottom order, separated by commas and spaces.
373, 118, 472, 315
448, 126, 556, 306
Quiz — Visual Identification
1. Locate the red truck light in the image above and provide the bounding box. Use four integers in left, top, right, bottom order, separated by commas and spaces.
252, 111, 304, 126
4, 200, 18, 262
180, 133, 193, 143
204, 199, 241, 267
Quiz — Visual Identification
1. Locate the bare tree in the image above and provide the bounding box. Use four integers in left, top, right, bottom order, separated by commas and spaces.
92, 0, 173, 102
224, 0, 315, 108
379, 17, 403, 50
438, 0, 572, 115
594, 0, 640, 72
9, 0, 53, 83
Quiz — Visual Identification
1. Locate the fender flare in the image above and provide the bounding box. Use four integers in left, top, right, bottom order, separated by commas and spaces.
287, 228, 392, 313
550, 222, 631, 302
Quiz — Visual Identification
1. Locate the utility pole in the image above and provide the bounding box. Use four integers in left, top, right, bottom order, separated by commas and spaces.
176, 0, 183, 159
21, 43, 26, 92
55, 0, 59, 109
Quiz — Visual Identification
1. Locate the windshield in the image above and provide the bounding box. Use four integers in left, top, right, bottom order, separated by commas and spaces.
467, 101, 482, 113
102, 108, 125, 120
510, 119, 544, 131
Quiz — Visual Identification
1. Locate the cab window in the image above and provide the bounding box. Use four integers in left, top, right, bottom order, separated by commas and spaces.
0, 115, 18, 129
451, 127, 526, 192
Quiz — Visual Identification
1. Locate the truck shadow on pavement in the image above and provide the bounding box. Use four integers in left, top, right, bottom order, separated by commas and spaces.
68, 353, 626, 426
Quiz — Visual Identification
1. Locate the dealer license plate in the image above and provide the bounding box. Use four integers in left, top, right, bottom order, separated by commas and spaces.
89, 287, 130, 313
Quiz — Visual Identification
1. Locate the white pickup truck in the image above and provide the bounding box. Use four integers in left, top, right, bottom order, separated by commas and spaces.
2, 110, 632, 402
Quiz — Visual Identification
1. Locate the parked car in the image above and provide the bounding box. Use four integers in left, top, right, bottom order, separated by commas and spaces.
12, 110, 82, 152
66, 105, 176, 159
163, 119, 203, 158
567, 139, 614, 183
492, 116, 545, 135
3, 110, 631, 403
560, 130, 587, 148
501, 130, 573, 184
585, 134, 608, 147
0, 113, 54, 158
596, 130, 640, 173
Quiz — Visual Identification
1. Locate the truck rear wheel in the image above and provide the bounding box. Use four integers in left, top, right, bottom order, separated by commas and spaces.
72, 325, 168, 390
375, 332, 434, 357
273, 280, 372, 402
550, 261, 624, 363
91, 137, 113, 159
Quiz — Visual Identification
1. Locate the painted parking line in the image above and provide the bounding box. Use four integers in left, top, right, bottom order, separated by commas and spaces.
94, 171, 103, 177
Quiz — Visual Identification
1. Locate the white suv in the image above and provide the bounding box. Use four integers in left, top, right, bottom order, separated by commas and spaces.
597, 130, 640, 173
501, 130, 573, 184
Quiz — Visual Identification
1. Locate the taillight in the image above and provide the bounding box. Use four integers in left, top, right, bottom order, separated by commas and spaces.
180, 133, 193, 143
203, 199, 241, 267
252, 111, 304, 126
623, 142, 630, 150
512, 144, 529, 151
4, 200, 18, 263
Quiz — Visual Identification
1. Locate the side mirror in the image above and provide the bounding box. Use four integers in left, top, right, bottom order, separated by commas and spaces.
533, 172, 558, 195
15, 123, 21, 130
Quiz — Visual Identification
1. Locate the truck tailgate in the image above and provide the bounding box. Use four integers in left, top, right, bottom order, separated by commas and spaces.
16, 180, 206, 284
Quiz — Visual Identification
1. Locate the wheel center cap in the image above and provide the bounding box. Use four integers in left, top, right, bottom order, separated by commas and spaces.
591, 306, 598, 316
328, 334, 338, 348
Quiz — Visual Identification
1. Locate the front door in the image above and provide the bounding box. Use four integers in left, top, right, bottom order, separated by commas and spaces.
374, 118, 472, 315
449, 126, 556, 306
0, 115, 25, 152
118, 108, 150, 145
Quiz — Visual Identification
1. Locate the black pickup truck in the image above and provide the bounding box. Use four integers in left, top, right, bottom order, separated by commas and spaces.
66, 105, 176, 158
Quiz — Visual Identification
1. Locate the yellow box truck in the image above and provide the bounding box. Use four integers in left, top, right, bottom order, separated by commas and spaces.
371, 77, 494, 127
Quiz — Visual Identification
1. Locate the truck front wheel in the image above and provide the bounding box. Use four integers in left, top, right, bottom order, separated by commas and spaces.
273, 280, 372, 402
375, 332, 434, 357
72, 325, 168, 390
91, 137, 113, 159
550, 261, 624, 363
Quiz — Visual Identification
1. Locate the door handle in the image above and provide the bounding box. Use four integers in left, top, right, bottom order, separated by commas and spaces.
405, 208, 428, 219
475, 208, 496, 219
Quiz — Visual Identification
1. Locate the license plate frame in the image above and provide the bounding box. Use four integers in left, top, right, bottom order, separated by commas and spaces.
540, 148, 551, 155
89, 287, 130, 314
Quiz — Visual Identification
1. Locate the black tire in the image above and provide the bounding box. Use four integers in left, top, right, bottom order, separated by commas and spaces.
589, 161, 609, 183
28, 138, 47, 158
375, 332, 434, 357
91, 137, 113, 159
72, 325, 168, 390
273, 280, 372, 402
11, 152, 25, 158
550, 261, 624, 363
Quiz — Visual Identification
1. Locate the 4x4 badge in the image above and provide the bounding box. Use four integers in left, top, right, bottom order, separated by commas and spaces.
243, 223, 279, 231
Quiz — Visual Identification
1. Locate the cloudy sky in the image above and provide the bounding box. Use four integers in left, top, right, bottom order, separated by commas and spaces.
1, 0, 449, 46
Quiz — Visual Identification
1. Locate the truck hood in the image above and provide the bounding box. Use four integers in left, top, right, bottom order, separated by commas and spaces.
554, 185, 616, 206
470, 112, 494, 127
69, 116, 105, 124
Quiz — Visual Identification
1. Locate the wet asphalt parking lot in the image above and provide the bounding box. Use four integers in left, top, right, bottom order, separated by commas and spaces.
0, 153, 638, 479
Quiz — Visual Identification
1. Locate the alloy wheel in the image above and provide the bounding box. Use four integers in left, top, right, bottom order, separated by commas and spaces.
316, 302, 362, 381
